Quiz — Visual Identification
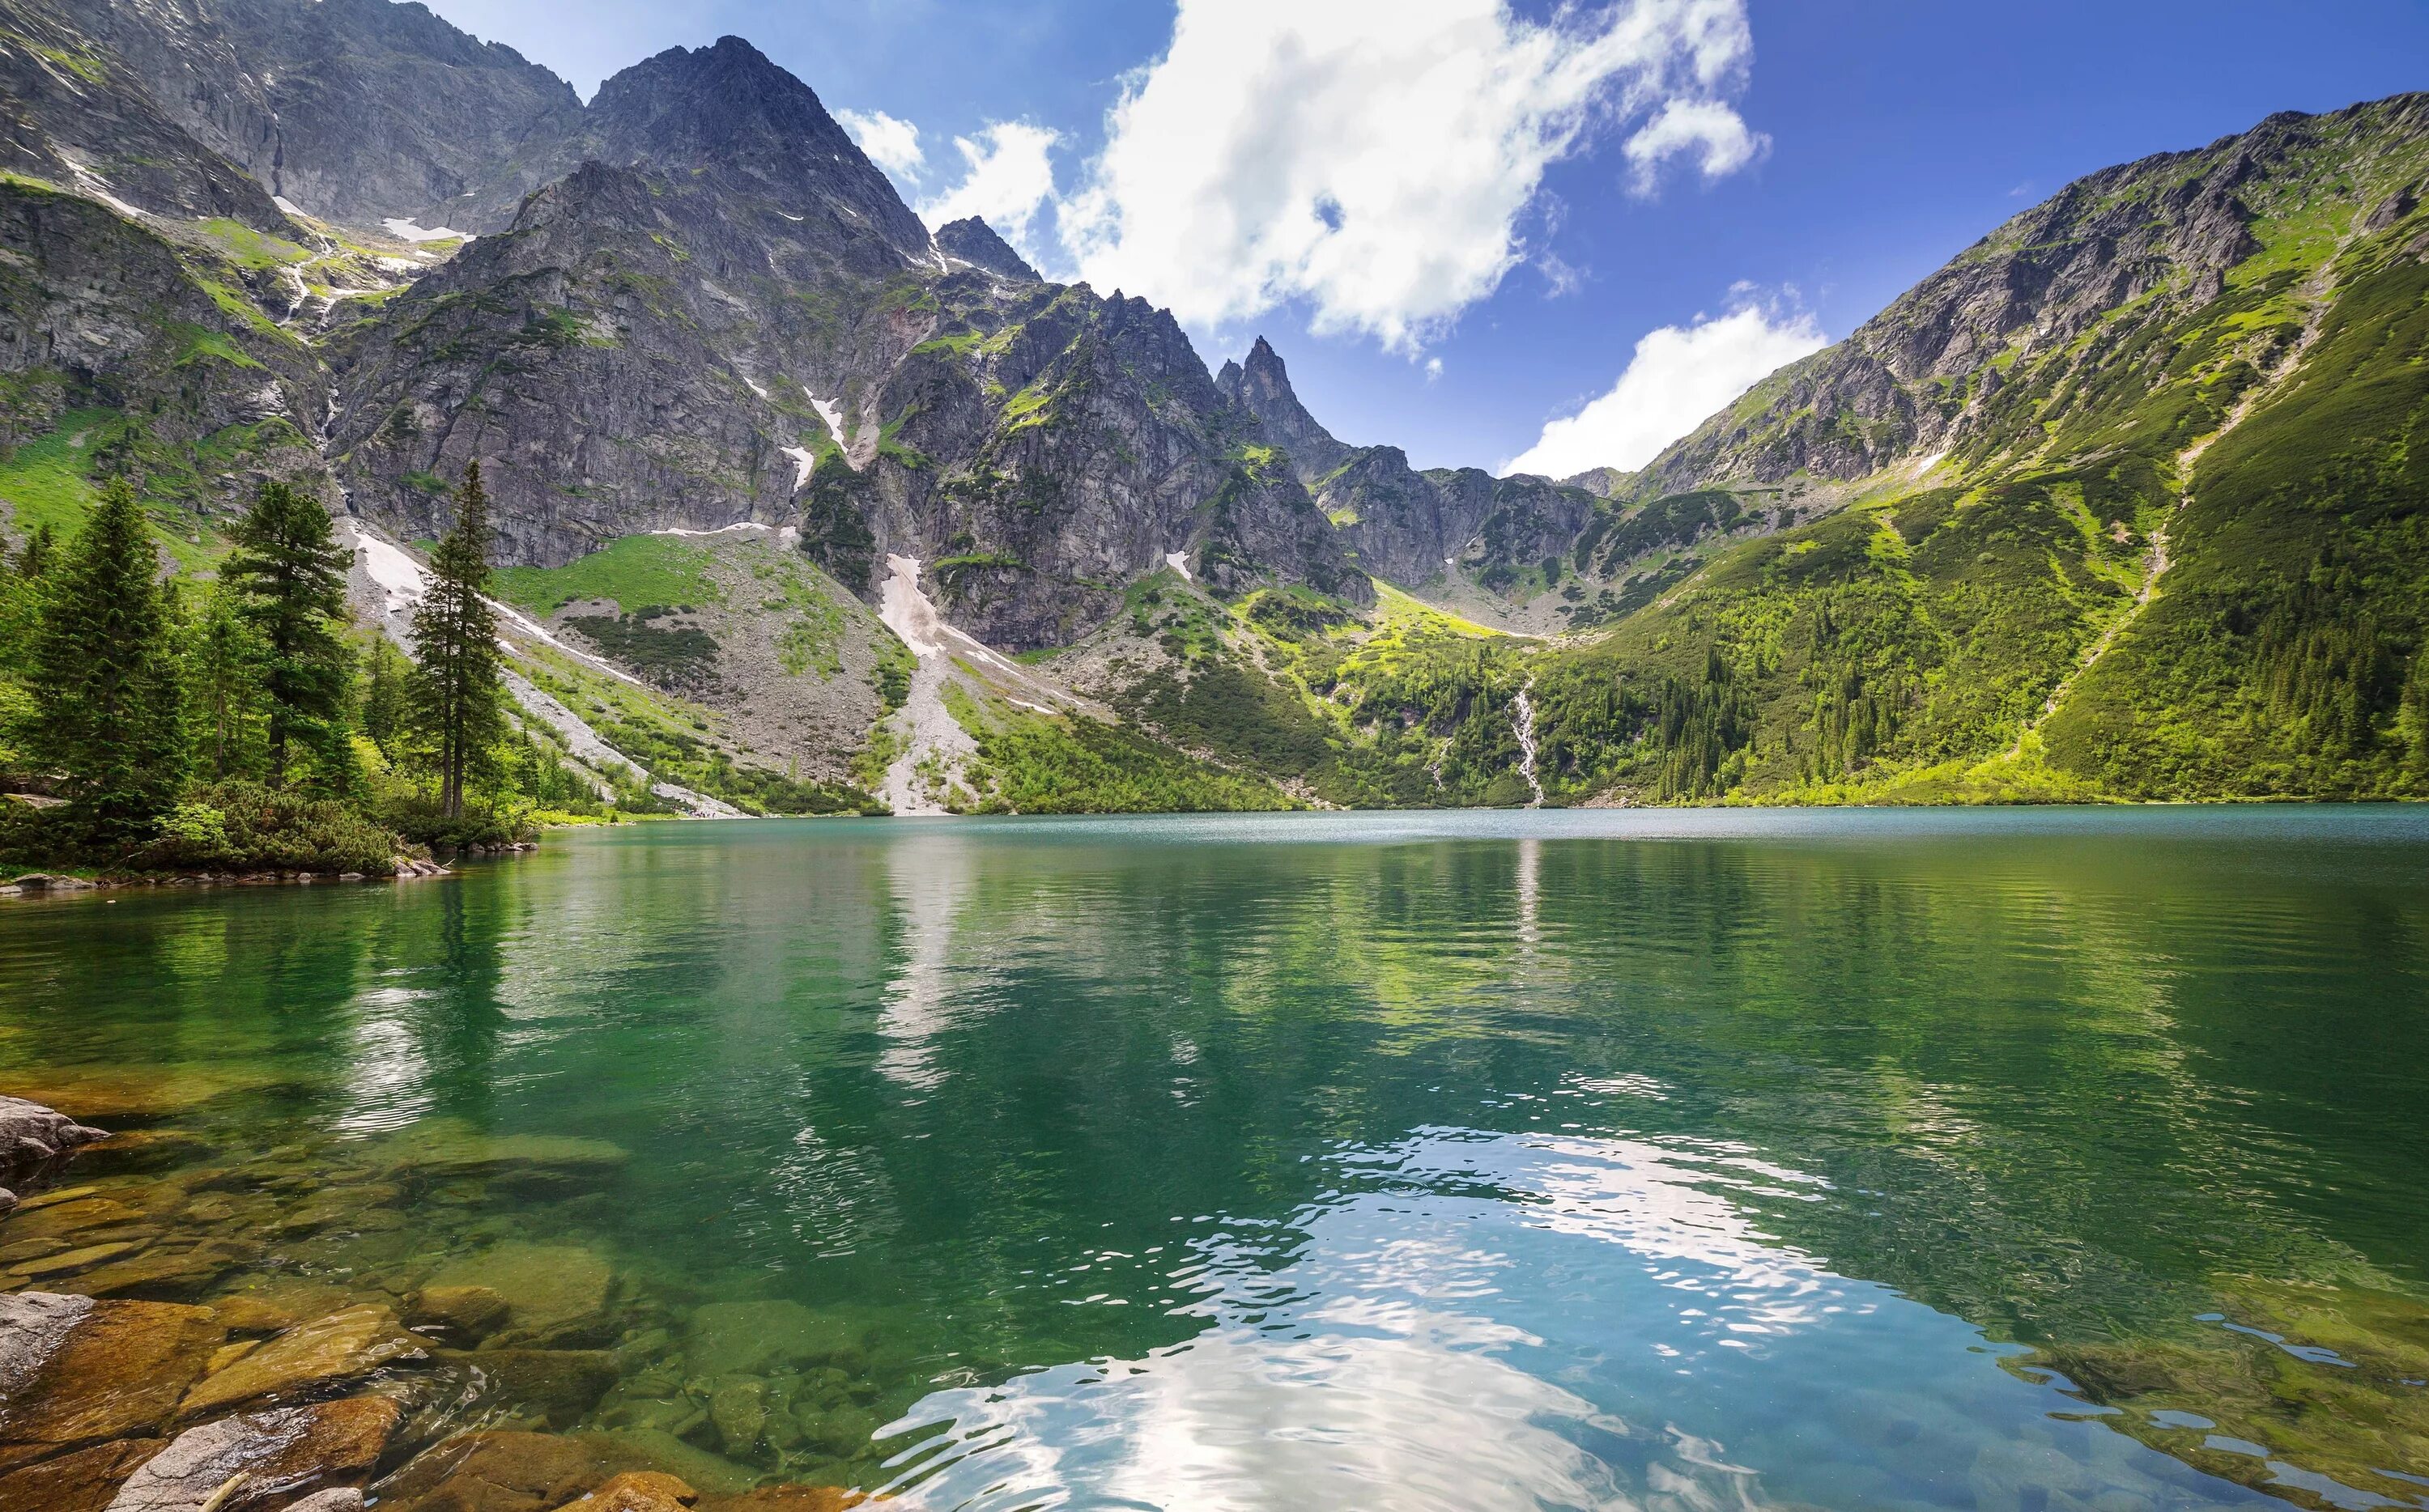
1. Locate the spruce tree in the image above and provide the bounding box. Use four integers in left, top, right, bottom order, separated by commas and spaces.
410, 463, 506, 820
225, 481, 352, 784
13, 522, 54, 580
28, 478, 187, 847
185, 580, 267, 782
360, 634, 414, 762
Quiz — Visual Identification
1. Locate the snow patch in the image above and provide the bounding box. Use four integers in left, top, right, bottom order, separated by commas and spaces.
382, 217, 472, 244
879, 555, 944, 658
806, 389, 848, 442
650, 522, 768, 539
781, 446, 817, 491
353, 529, 431, 618
272, 195, 305, 218
742, 375, 769, 400
1163, 550, 1193, 584
1912, 450, 1949, 474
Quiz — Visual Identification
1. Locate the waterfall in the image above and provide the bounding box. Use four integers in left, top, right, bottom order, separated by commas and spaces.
1512, 677, 1545, 809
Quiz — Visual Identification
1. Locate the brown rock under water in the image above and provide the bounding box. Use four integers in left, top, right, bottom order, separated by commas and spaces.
0, 1438, 156, 1512
177, 1305, 421, 1419
0, 1294, 223, 1452
375, 1430, 619, 1512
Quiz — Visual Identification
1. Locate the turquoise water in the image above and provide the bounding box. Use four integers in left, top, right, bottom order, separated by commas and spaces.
4, 809, 2428, 1508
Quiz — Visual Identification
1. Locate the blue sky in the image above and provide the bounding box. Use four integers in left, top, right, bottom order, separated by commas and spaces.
427, 0, 2429, 474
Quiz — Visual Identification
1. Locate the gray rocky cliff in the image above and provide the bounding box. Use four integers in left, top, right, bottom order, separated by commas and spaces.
934, 216, 1038, 282
0, 0, 286, 228
1220, 333, 1595, 588
52, 0, 584, 232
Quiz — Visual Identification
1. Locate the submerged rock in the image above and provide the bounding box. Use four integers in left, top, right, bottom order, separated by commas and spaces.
100, 1396, 399, 1511
696, 1489, 859, 1512
562, 1470, 699, 1511
410, 1285, 513, 1343
436, 1348, 619, 1429
683, 1303, 867, 1378
381, 1124, 631, 1188
427, 1245, 615, 1346
0, 1293, 224, 1452
177, 1305, 422, 1419
0, 1437, 157, 1512
375, 1429, 619, 1511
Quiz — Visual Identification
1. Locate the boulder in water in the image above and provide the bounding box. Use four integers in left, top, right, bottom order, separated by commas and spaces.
99, 1395, 399, 1511
177, 1305, 421, 1418
0, 1293, 224, 1451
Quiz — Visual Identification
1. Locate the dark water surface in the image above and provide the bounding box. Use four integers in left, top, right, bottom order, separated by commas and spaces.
4, 808, 2427, 1509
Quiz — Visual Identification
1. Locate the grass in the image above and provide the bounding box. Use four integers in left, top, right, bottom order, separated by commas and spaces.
493, 535, 725, 617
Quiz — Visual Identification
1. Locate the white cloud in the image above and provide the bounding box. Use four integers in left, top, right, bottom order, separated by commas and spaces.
1504, 303, 1826, 478
836, 108, 925, 179
919, 122, 1063, 248
1623, 97, 1767, 190
1057, 0, 1763, 354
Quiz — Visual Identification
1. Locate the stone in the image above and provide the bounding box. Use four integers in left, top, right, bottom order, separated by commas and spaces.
704, 1379, 764, 1459
376, 1431, 616, 1512
100, 1396, 398, 1512
0, 1438, 157, 1512
410, 1285, 513, 1342
436, 1350, 619, 1429
206, 1284, 351, 1336
70, 1245, 245, 1302
570, 1433, 756, 1498
0, 1295, 223, 1450
695, 1491, 858, 1512
683, 1304, 867, 1379
2, 1196, 144, 1243
283, 1493, 367, 1512
381, 1126, 631, 1188
11, 1183, 100, 1212
19, 1242, 146, 1278
557, 1471, 698, 1511
426, 1246, 613, 1344
177, 1306, 421, 1419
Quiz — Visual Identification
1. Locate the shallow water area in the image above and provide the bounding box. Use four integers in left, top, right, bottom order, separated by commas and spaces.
3, 807, 2427, 1510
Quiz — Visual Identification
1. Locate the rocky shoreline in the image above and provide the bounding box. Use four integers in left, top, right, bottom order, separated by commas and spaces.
0, 846, 551, 901
0, 1095, 862, 1512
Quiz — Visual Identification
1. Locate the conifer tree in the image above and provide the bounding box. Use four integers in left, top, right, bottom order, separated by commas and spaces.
28, 478, 187, 846
13, 522, 54, 580
185, 580, 266, 782
360, 634, 414, 762
410, 463, 506, 820
225, 481, 352, 784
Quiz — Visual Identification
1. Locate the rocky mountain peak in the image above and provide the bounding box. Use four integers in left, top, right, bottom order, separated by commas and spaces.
1223, 335, 1352, 482
585, 36, 930, 261
934, 216, 1039, 282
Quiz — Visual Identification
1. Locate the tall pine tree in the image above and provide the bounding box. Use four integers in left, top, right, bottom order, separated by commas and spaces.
224, 481, 353, 784
28, 478, 186, 846
410, 464, 505, 820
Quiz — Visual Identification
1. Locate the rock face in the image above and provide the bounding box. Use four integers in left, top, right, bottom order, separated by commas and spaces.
50, 0, 584, 232
1635, 93, 2429, 495
934, 217, 1038, 282
1219, 337, 1597, 588
0, 0, 285, 229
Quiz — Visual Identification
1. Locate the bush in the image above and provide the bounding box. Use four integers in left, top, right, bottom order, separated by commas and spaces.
133, 781, 411, 875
